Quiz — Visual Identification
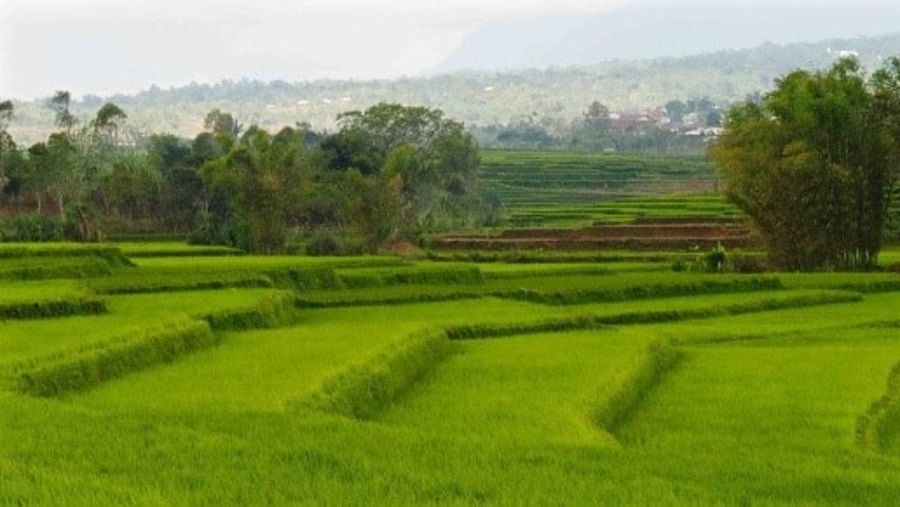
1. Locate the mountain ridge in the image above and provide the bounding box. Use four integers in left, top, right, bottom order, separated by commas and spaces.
6, 32, 900, 145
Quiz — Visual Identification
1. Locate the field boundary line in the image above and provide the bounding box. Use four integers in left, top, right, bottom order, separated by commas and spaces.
445, 291, 863, 340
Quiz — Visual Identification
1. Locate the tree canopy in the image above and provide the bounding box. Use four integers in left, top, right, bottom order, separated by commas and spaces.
711, 57, 900, 270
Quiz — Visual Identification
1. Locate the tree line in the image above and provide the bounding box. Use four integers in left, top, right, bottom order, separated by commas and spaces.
0, 99, 482, 254
471, 98, 723, 154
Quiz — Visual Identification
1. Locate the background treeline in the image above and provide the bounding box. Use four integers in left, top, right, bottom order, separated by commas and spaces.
6, 33, 899, 146
0, 99, 482, 254
472, 98, 722, 153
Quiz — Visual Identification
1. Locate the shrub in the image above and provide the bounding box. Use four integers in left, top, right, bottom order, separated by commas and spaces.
305, 232, 343, 256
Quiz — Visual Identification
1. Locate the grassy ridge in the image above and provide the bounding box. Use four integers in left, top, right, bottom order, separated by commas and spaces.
8, 319, 215, 397
445, 290, 861, 340
294, 272, 787, 309
496, 277, 782, 305
589, 340, 682, 434
857, 360, 900, 453
300, 329, 456, 420
0, 282, 107, 320
4, 290, 299, 397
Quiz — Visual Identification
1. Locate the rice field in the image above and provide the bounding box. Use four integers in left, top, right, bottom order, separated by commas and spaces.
2, 242, 900, 504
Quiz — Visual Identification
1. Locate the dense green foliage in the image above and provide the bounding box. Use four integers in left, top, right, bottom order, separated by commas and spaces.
712, 57, 900, 270
2, 102, 481, 253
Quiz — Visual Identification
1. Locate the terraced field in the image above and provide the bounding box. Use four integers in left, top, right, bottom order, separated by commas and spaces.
3, 242, 900, 504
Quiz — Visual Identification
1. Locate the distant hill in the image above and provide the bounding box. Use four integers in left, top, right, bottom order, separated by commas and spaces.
435, 1, 900, 73
7, 32, 900, 145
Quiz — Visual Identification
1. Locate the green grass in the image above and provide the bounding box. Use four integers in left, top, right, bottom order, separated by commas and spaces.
618, 329, 900, 504
0, 280, 92, 304
0, 288, 286, 368
0, 280, 106, 320
381, 328, 652, 446
6, 248, 900, 504
112, 242, 244, 257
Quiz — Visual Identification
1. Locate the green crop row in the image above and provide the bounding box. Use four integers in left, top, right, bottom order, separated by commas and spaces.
336, 265, 484, 288
7, 319, 216, 397
856, 360, 900, 453
299, 329, 456, 420
445, 291, 862, 340
0, 243, 134, 266
114, 242, 244, 258
589, 340, 682, 435
88, 271, 274, 294
0, 297, 106, 320
0, 256, 118, 281
87, 267, 343, 294
295, 291, 482, 309
292, 275, 788, 310
496, 277, 784, 305
202, 291, 298, 331
424, 250, 688, 264
90, 263, 487, 295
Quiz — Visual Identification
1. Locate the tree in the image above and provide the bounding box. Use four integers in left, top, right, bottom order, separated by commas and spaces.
321, 103, 481, 232
91, 102, 127, 144
710, 57, 900, 271
665, 99, 688, 123
199, 126, 310, 253
0, 100, 12, 132
48, 91, 76, 133
204, 109, 242, 139
570, 101, 613, 151
0, 100, 14, 192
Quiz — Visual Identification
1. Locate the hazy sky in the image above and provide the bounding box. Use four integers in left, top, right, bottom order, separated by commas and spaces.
0, 0, 897, 99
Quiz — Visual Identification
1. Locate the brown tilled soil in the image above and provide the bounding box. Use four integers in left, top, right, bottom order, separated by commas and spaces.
429, 221, 755, 251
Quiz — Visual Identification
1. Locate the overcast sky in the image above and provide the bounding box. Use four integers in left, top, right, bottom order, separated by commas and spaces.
1, 0, 897, 100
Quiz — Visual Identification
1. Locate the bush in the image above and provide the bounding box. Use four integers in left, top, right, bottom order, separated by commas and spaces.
730, 253, 768, 273
0, 216, 65, 242
704, 243, 727, 272
305, 232, 343, 256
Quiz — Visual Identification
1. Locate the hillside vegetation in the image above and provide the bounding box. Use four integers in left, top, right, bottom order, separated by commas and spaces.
6, 33, 900, 144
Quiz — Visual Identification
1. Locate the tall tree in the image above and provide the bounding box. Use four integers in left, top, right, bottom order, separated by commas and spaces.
48, 91, 76, 133
0, 100, 12, 132
200, 126, 309, 253
322, 103, 481, 232
91, 102, 127, 144
711, 57, 900, 271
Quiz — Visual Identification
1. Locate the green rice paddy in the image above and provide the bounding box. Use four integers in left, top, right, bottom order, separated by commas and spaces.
2, 242, 900, 504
